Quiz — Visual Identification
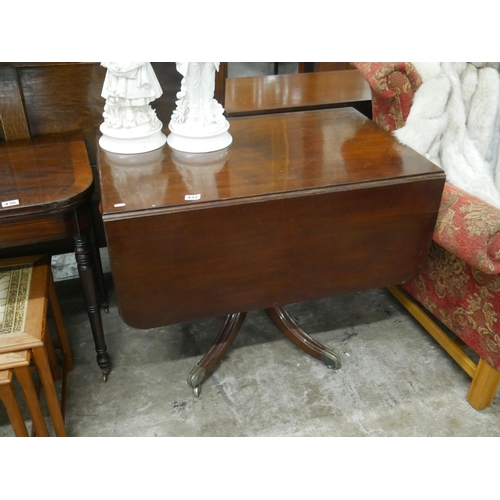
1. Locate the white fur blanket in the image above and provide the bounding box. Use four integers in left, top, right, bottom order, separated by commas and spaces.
394, 62, 500, 208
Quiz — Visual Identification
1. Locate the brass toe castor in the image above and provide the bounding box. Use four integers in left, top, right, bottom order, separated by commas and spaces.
101, 369, 110, 382
187, 365, 206, 397
322, 348, 342, 370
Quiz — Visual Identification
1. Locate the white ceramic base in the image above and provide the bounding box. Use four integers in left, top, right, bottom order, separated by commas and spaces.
99, 122, 167, 154
167, 121, 233, 153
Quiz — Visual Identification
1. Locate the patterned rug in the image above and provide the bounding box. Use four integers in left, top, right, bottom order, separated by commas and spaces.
0, 264, 32, 336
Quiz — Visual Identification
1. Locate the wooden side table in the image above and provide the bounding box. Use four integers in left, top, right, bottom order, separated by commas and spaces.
0, 132, 110, 379
98, 108, 445, 395
225, 69, 372, 118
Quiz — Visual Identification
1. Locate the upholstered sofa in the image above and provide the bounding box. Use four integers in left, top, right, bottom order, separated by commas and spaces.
353, 62, 500, 410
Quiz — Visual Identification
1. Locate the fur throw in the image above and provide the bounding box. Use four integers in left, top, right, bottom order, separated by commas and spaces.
394, 62, 500, 208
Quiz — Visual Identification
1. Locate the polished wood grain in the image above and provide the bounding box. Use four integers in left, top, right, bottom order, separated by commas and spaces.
266, 306, 341, 367
1, 62, 225, 154
1, 62, 225, 246
99, 107, 445, 330
225, 69, 371, 117
0, 369, 30, 437
187, 311, 247, 394
3, 62, 185, 164
0, 132, 109, 375
0, 133, 92, 223
0, 133, 93, 255
0, 66, 30, 141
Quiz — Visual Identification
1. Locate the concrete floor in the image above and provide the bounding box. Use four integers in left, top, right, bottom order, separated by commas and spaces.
1, 264, 499, 437
1, 62, 499, 438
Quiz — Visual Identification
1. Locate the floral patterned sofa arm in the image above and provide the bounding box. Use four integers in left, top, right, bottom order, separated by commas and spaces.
352, 62, 422, 132
434, 184, 500, 275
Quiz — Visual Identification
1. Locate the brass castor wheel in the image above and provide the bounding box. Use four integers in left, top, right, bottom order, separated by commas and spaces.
187, 365, 205, 397
322, 347, 342, 370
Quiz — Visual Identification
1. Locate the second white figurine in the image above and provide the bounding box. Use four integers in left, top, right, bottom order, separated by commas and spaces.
167, 62, 232, 153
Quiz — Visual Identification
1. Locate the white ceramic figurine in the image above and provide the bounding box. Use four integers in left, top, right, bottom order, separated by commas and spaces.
167, 62, 232, 153
99, 62, 167, 154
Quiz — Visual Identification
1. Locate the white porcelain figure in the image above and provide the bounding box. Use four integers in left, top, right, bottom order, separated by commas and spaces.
99, 62, 167, 154
167, 62, 232, 153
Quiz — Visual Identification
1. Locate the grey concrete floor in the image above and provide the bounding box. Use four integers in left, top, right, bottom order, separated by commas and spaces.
1, 264, 499, 437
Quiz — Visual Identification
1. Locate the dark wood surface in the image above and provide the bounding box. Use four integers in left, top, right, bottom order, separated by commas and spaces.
0, 62, 226, 247
1, 62, 184, 163
225, 69, 371, 117
0, 132, 110, 375
99, 107, 445, 329
0, 133, 92, 229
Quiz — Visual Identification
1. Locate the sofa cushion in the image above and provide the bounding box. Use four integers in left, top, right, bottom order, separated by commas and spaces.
353, 62, 422, 132
434, 184, 500, 274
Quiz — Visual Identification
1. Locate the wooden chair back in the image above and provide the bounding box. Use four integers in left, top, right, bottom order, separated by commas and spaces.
0, 63, 210, 164
299, 62, 353, 72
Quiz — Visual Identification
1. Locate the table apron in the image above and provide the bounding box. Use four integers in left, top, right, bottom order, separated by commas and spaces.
0, 210, 85, 248
105, 178, 444, 329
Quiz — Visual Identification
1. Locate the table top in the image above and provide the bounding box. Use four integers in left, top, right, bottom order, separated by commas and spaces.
99, 107, 444, 220
225, 70, 372, 116
0, 132, 93, 219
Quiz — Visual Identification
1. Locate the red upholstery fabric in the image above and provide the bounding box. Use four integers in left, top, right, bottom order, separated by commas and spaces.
433, 184, 500, 275
402, 243, 500, 369
353, 62, 422, 132
354, 62, 500, 371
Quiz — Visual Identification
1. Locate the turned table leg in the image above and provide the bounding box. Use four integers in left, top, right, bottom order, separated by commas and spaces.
73, 232, 110, 381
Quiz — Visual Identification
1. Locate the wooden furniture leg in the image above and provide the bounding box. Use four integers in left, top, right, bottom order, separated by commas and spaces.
13, 363, 50, 437
42, 324, 61, 382
89, 217, 109, 313
187, 312, 247, 397
0, 370, 29, 437
265, 306, 342, 369
186, 306, 343, 398
0, 350, 50, 436
73, 232, 110, 380
467, 359, 500, 410
48, 274, 74, 372
31, 346, 66, 437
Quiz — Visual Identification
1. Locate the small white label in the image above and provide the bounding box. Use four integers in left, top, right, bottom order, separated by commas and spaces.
2, 199, 20, 208
185, 194, 201, 201
114, 203, 126, 208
